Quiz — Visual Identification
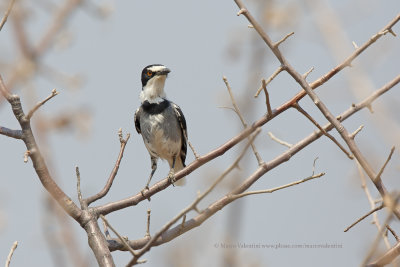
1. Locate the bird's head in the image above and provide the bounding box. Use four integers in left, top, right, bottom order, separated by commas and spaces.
140, 64, 171, 103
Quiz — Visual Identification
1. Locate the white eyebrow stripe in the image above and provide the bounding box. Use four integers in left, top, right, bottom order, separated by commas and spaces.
148, 65, 167, 72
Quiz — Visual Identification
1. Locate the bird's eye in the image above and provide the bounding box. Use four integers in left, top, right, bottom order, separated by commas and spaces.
147, 70, 153, 76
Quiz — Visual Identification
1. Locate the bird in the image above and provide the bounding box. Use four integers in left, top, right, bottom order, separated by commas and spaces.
134, 64, 187, 190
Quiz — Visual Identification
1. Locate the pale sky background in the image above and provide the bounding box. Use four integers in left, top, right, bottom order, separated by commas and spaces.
1, 0, 400, 266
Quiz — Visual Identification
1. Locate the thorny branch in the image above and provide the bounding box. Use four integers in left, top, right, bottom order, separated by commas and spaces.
234, 0, 400, 220
1, 2, 399, 266
107, 75, 400, 254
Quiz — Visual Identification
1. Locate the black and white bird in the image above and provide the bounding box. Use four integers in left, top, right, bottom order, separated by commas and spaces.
134, 64, 187, 189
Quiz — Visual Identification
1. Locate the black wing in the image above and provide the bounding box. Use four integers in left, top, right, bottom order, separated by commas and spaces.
171, 102, 187, 166
134, 108, 141, 134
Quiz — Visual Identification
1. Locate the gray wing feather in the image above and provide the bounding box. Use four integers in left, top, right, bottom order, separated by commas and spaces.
171, 102, 187, 166
134, 108, 141, 134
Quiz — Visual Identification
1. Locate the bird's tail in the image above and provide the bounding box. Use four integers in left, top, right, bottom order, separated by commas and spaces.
174, 157, 186, 186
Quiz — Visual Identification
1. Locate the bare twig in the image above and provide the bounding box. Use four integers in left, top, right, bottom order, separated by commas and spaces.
350, 125, 364, 139
312, 157, 319, 175
268, 131, 292, 148
76, 166, 86, 209
100, 215, 137, 257
274, 31, 295, 47
107, 75, 400, 252
5, 241, 18, 267
0, 126, 22, 139
223, 76, 263, 165
357, 162, 391, 249
261, 79, 272, 117
187, 140, 200, 159
303, 67, 314, 80
145, 209, 151, 238
374, 146, 395, 183
386, 225, 400, 242
231, 172, 325, 200
124, 130, 261, 264
362, 195, 400, 266
233, 0, 399, 219
0, 0, 16, 31
292, 102, 353, 159
344, 204, 384, 232
26, 89, 58, 120
0, 74, 82, 221
254, 66, 284, 97
85, 130, 130, 205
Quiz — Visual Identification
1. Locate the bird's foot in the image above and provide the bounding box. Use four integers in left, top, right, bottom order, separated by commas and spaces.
168, 169, 176, 186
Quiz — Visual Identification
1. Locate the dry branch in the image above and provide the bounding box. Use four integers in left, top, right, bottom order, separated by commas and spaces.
233, 0, 400, 219
108, 75, 400, 253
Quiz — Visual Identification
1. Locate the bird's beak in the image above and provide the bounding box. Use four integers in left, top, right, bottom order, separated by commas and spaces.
157, 68, 171, 76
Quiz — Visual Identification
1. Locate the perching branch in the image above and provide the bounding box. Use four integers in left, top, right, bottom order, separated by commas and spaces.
108, 74, 400, 253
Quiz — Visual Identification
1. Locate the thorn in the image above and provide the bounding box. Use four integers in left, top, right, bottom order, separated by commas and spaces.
24, 150, 30, 163
237, 8, 247, 16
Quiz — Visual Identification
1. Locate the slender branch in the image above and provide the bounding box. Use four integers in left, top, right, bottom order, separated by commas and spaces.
0, 126, 22, 139
292, 103, 353, 159
5, 241, 18, 267
233, 0, 400, 218
223, 76, 263, 165
98, 74, 400, 217
375, 146, 395, 183
357, 162, 391, 249
363, 195, 400, 266
108, 75, 400, 253
100, 215, 137, 257
145, 209, 151, 237
76, 166, 86, 209
386, 225, 400, 242
26, 89, 58, 120
350, 125, 364, 139
231, 172, 325, 200
274, 31, 295, 47
344, 204, 384, 232
85, 129, 130, 205
303, 67, 314, 80
0, 74, 83, 222
0, 0, 16, 31
268, 131, 292, 148
187, 140, 200, 159
261, 79, 272, 117
125, 129, 262, 266
254, 66, 284, 97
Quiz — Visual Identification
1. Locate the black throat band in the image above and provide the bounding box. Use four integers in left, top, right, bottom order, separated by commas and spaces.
142, 99, 170, 114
